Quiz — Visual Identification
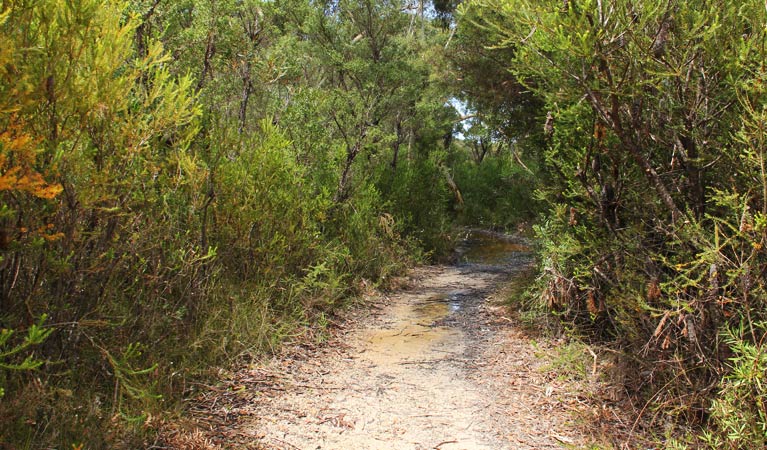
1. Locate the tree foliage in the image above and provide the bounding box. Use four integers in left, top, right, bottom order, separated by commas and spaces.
0, 0, 481, 446
460, 0, 767, 443
19, 0, 767, 445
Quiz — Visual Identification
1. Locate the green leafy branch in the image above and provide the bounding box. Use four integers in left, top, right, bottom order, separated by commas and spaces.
0, 314, 53, 398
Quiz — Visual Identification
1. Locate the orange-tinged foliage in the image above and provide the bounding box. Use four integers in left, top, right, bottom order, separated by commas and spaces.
0, 115, 62, 199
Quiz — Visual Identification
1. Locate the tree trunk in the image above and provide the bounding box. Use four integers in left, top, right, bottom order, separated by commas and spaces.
335, 143, 360, 203
196, 32, 216, 92
585, 87, 685, 223
391, 119, 403, 173
239, 61, 253, 134
135, 0, 162, 59
441, 165, 464, 207
621, 133, 684, 223
677, 134, 706, 218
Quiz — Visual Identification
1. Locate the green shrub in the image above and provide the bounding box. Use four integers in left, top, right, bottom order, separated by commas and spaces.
453, 150, 539, 229
705, 322, 767, 449
377, 155, 454, 259
460, 0, 767, 441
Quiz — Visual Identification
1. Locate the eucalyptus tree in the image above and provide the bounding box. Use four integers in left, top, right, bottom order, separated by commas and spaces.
446, 3, 543, 156
298, 0, 428, 202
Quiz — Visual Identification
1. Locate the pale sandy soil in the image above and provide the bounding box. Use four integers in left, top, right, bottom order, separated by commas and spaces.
172, 234, 604, 450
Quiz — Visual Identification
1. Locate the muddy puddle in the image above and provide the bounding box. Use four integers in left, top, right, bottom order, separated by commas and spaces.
361, 230, 530, 367
455, 229, 530, 266
203, 228, 589, 450
362, 297, 458, 364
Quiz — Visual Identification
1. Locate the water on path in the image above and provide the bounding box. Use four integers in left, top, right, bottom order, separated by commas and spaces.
197, 230, 587, 449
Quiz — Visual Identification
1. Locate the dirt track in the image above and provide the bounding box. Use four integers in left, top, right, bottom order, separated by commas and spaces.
183, 232, 591, 449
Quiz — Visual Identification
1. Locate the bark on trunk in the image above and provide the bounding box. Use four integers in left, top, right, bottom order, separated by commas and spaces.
585, 86, 685, 223
239, 61, 253, 134
677, 134, 706, 219
197, 32, 216, 92
621, 133, 684, 223
391, 119, 403, 173
335, 143, 360, 203
441, 165, 464, 207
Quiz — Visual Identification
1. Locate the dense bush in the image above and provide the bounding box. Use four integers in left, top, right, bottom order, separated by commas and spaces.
452, 148, 539, 229
377, 155, 455, 258
458, 0, 767, 443
0, 0, 459, 446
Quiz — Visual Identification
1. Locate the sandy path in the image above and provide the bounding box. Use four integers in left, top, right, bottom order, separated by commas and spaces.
255, 267, 510, 450
183, 234, 590, 449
